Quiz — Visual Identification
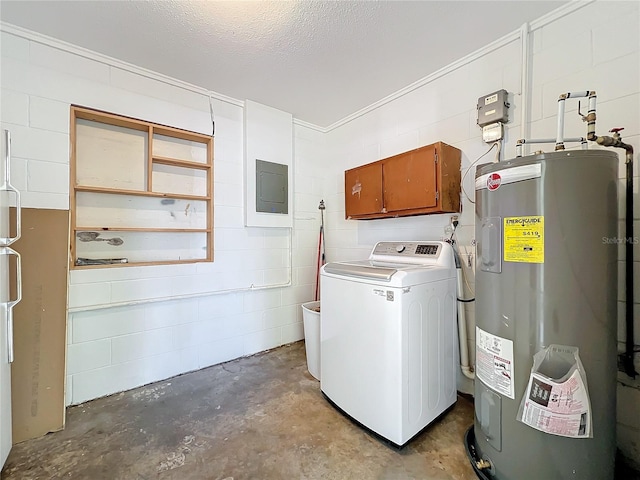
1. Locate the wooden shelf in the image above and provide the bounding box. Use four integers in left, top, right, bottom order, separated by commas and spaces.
74, 227, 209, 233
152, 156, 211, 170
73, 258, 208, 269
152, 125, 211, 143
74, 185, 210, 201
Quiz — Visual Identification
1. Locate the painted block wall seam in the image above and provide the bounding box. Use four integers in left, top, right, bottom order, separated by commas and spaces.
0, 89, 29, 125
66, 339, 111, 375
110, 328, 175, 364
28, 96, 70, 133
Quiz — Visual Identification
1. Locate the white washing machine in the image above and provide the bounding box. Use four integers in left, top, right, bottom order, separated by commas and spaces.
320, 241, 457, 447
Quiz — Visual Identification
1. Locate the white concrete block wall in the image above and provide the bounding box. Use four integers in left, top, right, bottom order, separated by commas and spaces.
1, 27, 321, 405
2, 0, 638, 462
325, 0, 639, 466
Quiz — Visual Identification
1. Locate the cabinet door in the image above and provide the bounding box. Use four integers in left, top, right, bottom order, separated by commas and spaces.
345, 162, 383, 218
383, 145, 437, 213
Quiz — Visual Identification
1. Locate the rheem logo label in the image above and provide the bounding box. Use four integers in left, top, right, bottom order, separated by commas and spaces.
487, 173, 502, 191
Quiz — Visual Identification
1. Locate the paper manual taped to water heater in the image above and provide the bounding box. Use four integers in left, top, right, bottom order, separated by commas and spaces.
517, 345, 593, 438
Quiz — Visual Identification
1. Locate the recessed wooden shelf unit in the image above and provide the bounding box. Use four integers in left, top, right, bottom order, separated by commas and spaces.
70, 106, 213, 268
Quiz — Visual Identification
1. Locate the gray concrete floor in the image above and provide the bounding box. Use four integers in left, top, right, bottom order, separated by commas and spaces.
2, 341, 478, 480
2, 341, 638, 480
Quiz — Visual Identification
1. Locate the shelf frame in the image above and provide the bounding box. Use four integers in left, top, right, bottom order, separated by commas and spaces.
70, 105, 214, 269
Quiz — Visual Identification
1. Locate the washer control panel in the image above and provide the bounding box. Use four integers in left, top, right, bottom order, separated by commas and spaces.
415, 244, 439, 255
372, 242, 441, 258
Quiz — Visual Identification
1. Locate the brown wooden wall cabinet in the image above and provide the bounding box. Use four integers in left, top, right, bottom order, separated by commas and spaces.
344, 142, 461, 220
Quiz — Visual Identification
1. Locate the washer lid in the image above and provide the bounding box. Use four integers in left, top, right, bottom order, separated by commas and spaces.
321, 241, 456, 286
322, 260, 453, 285
322, 260, 403, 281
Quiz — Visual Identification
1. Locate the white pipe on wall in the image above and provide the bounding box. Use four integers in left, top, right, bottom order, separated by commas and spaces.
556, 97, 566, 150
69, 227, 294, 313
516, 137, 587, 157
556, 91, 593, 150
456, 267, 475, 380
519, 22, 530, 155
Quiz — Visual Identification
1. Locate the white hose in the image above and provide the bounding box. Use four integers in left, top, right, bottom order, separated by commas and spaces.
456, 266, 475, 380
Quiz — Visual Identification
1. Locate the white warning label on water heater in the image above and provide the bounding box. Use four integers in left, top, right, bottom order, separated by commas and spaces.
476, 327, 515, 399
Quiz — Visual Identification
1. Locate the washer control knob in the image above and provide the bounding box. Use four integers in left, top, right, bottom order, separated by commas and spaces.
396, 244, 406, 253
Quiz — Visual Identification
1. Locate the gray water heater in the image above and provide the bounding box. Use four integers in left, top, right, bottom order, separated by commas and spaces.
471, 150, 618, 479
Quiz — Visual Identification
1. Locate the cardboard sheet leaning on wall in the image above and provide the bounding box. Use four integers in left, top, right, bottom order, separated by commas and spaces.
517, 344, 592, 438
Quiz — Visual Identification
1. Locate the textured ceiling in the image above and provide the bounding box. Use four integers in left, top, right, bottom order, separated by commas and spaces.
1, 1, 566, 127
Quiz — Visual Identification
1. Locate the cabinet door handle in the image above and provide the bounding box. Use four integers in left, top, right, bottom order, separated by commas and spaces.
1, 130, 22, 247
1, 246, 21, 363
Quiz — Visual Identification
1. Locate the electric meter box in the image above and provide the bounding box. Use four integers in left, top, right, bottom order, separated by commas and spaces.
477, 89, 509, 127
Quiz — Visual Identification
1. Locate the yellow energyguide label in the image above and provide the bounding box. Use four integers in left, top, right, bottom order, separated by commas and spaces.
503, 216, 544, 263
